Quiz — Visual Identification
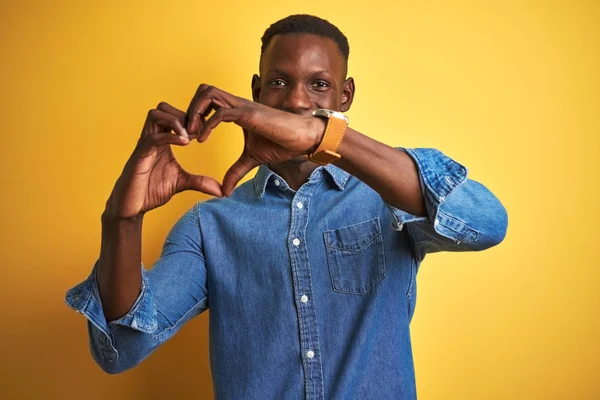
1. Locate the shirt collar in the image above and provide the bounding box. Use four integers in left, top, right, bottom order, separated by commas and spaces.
253, 163, 350, 199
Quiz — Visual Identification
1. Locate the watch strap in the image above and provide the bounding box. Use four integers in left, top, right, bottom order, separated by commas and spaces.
306, 113, 348, 165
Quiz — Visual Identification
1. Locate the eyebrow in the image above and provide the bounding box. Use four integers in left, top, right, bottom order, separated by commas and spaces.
264, 68, 334, 78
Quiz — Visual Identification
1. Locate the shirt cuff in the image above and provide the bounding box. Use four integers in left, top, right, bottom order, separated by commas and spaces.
385, 147, 468, 233
64, 261, 158, 353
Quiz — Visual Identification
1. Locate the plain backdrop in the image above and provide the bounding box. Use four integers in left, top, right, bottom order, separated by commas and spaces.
0, 0, 598, 398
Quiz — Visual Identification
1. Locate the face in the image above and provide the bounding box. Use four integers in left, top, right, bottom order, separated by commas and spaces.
252, 34, 354, 116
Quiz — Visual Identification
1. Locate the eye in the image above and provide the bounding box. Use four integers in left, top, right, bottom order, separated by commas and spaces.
268, 79, 287, 87
311, 80, 330, 90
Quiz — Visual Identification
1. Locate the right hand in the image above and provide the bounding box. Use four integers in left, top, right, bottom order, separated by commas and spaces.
104, 102, 223, 220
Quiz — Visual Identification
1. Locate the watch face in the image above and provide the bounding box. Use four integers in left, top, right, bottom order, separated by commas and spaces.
313, 109, 349, 124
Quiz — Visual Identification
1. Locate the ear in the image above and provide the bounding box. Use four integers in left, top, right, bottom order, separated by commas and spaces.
339, 77, 355, 112
251, 74, 261, 102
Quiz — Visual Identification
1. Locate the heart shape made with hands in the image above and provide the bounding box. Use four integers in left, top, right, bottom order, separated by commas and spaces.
107, 84, 325, 219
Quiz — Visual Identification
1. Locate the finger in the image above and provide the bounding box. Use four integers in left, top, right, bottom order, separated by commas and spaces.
156, 102, 194, 139
146, 132, 190, 147
147, 109, 189, 138
191, 103, 219, 141
197, 108, 244, 143
222, 152, 260, 197
177, 172, 224, 198
189, 97, 228, 136
186, 84, 212, 135
187, 85, 239, 136
157, 102, 187, 123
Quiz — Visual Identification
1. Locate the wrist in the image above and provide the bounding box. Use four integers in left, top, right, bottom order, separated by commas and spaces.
307, 117, 327, 155
101, 208, 145, 226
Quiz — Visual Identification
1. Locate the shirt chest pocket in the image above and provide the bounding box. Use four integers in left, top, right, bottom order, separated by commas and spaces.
323, 218, 387, 296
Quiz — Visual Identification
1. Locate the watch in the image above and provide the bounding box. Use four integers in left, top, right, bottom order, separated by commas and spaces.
305, 109, 349, 165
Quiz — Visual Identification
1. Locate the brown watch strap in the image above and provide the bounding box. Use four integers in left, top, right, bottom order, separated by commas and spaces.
306, 115, 348, 165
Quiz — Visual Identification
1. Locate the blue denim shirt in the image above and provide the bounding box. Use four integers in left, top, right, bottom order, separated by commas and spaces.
65, 147, 507, 399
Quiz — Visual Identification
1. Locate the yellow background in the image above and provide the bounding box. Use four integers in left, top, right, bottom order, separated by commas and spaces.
1, 0, 598, 398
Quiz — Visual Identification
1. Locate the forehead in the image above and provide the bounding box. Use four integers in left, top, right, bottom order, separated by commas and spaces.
260, 33, 345, 77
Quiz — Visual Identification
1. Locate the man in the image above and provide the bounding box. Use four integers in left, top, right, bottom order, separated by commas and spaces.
66, 14, 507, 399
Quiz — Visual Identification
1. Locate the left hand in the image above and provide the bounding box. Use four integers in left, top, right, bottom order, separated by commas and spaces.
186, 84, 325, 196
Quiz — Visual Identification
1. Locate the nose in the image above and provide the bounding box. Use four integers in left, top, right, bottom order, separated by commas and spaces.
281, 83, 312, 115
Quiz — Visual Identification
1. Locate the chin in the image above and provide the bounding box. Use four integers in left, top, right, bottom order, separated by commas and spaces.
270, 156, 310, 168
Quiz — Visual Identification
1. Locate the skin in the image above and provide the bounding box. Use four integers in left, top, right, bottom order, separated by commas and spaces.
97, 33, 426, 322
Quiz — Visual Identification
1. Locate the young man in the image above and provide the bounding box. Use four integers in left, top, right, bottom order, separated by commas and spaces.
66, 14, 507, 399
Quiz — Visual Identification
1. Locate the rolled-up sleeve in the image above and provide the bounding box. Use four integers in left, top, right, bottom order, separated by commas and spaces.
65, 205, 209, 373
385, 147, 508, 262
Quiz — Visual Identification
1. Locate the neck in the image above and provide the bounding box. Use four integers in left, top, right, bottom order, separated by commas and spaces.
269, 157, 320, 191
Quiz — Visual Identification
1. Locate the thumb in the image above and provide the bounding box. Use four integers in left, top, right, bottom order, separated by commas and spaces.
223, 152, 260, 197
178, 171, 224, 198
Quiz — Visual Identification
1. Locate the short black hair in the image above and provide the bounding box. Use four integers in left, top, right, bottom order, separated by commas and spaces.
260, 14, 349, 68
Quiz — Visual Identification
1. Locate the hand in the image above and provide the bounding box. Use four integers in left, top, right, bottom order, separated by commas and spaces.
105, 102, 223, 220
186, 84, 326, 196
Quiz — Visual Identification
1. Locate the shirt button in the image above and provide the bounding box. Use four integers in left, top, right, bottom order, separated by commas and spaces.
301, 295, 308, 303
293, 238, 300, 246
306, 350, 314, 359
296, 201, 303, 209
434, 218, 440, 226
274, 179, 280, 186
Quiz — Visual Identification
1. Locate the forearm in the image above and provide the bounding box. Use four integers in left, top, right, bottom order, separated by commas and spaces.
333, 127, 426, 217
97, 211, 144, 322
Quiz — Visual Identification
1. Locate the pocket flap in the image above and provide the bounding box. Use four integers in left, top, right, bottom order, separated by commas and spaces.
324, 218, 382, 251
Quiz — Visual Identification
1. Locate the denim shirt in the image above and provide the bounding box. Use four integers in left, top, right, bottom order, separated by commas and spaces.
65, 147, 507, 400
